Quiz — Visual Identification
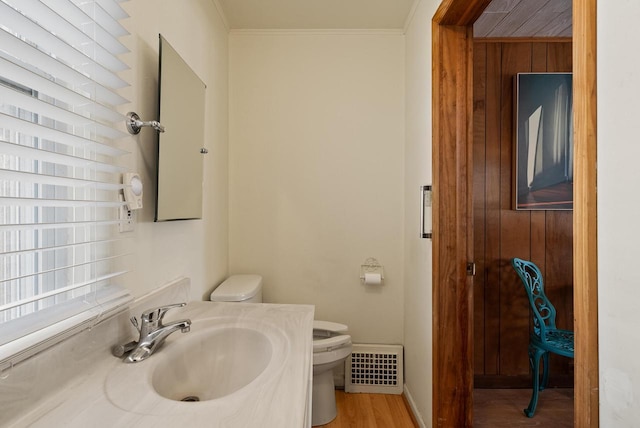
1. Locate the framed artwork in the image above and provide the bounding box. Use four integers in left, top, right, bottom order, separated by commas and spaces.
514, 73, 573, 210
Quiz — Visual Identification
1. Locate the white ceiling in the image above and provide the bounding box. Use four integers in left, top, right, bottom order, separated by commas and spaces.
214, 0, 572, 37
215, 0, 416, 30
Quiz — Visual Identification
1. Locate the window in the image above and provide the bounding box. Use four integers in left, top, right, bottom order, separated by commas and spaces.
0, 0, 132, 364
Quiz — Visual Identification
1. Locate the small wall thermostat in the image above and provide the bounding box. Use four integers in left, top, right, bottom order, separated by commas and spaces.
123, 172, 143, 210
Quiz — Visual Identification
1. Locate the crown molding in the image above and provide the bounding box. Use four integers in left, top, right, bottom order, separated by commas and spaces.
403, 0, 423, 34
211, 0, 230, 32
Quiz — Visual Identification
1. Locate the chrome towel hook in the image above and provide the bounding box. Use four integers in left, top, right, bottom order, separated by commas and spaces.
126, 111, 165, 134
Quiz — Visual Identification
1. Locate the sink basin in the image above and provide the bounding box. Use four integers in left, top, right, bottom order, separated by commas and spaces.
151, 326, 272, 402
104, 316, 290, 414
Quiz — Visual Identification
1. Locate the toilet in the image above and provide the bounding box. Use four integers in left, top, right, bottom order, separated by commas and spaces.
210, 275, 353, 426
311, 320, 352, 426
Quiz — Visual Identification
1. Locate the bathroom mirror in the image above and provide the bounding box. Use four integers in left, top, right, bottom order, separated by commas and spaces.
155, 34, 207, 221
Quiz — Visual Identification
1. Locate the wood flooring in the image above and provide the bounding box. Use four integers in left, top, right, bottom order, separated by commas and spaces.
474, 388, 574, 427
317, 391, 418, 428
315, 388, 572, 427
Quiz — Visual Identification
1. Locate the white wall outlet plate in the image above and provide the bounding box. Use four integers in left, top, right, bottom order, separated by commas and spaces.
119, 195, 135, 232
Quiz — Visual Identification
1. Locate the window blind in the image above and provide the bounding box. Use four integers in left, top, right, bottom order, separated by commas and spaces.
0, 0, 132, 358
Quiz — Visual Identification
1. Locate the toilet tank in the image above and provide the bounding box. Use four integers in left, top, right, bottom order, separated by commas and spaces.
210, 275, 263, 303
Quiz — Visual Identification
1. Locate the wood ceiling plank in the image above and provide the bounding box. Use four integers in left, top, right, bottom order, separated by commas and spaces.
474, 12, 509, 37
511, 2, 572, 37
558, 26, 573, 38
536, 7, 573, 38
476, 0, 573, 38
536, 0, 572, 14
484, 0, 522, 13
487, 0, 552, 37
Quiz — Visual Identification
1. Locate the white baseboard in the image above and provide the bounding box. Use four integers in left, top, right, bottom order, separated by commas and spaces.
403, 384, 427, 428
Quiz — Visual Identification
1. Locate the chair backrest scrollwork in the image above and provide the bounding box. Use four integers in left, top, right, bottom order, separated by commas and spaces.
511, 257, 557, 341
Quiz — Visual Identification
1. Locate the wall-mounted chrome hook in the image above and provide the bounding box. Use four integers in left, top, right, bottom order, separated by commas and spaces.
126, 111, 165, 134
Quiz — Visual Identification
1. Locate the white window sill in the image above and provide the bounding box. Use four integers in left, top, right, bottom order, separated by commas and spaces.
0, 290, 131, 372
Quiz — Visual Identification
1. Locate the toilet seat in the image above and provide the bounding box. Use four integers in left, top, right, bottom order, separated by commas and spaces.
313, 320, 351, 353
313, 335, 352, 352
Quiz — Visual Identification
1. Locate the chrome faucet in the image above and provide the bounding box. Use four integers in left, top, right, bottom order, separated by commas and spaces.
117, 303, 191, 363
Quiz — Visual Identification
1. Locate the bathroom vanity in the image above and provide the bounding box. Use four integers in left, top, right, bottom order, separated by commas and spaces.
0, 280, 314, 427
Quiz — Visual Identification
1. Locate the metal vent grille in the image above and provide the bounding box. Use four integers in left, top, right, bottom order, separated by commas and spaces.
346, 344, 403, 394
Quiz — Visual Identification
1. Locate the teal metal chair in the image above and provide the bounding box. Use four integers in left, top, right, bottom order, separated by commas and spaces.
511, 257, 574, 417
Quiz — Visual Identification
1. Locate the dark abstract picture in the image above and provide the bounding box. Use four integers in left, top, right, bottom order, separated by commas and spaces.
514, 73, 573, 210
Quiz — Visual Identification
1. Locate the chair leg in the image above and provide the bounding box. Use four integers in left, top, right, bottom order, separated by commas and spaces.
525, 345, 544, 418
541, 351, 550, 391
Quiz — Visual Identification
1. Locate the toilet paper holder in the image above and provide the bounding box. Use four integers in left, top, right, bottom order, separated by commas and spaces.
360, 257, 384, 283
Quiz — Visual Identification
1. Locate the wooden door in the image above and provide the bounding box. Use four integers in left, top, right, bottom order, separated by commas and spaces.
472, 40, 574, 388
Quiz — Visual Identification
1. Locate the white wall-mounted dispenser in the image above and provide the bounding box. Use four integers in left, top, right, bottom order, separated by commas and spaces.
123, 172, 143, 210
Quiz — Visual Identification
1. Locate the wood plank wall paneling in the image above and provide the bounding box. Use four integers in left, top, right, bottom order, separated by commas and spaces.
498, 43, 532, 378
473, 41, 574, 388
473, 41, 487, 378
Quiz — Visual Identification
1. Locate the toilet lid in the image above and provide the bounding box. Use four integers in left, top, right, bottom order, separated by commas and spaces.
313, 334, 351, 352
210, 275, 262, 302
313, 320, 350, 352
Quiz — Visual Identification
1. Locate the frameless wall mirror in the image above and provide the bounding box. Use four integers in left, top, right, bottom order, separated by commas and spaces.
155, 34, 207, 221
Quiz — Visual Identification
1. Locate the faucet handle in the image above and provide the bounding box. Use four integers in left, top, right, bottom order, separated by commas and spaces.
130, 316, 140, 333
141, 302, 187, 323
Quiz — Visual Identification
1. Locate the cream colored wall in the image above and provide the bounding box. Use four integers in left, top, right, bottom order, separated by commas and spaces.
228, 32, 405, 344
403, 0, 441, 425
598, 2, 640, 426
116, 3, 441, 423
119, 0, 229, 301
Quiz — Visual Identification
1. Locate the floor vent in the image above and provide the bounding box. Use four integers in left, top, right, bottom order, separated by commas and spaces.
346, 344, 403, 394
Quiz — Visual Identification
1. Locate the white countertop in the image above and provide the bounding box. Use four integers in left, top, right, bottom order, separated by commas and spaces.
12, 301, 314, 428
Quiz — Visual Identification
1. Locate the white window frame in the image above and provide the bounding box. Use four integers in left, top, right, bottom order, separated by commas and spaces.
0, 0, 132, 368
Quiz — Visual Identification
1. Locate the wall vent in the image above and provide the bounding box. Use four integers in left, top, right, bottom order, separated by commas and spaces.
346, 344, 403, 394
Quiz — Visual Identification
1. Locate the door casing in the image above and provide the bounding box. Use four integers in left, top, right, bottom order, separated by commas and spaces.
431, 1, 598, 426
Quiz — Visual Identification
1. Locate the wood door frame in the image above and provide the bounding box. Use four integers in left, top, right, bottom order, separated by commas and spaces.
431, 1, 598, 427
